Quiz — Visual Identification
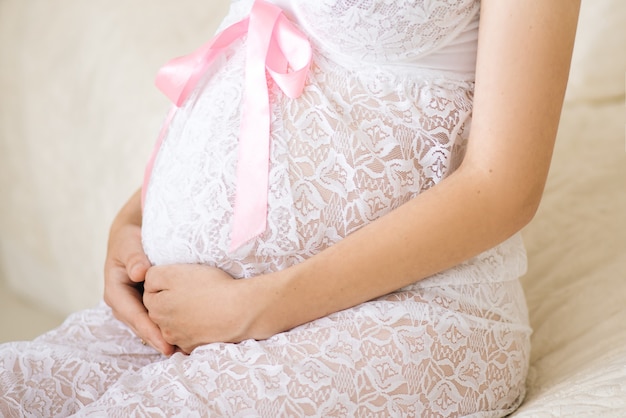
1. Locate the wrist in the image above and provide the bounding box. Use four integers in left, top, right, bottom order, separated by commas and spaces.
242, 270, 293, 340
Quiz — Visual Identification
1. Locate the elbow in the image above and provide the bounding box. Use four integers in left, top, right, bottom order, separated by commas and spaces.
496, 178, 547, 236
515, 190, 543, 230
482, 185, 544, 243
459, 163, 547, 237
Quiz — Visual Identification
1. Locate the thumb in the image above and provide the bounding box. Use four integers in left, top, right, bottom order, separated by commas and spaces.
111, 223, 151, 283
122, 236, 151, 282
127, 253, 151, 283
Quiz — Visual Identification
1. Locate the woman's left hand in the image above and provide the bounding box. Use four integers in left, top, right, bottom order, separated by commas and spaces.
143, 264, 254, 354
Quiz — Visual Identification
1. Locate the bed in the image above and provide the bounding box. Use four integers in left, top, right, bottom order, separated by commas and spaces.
0, 0, 624, 415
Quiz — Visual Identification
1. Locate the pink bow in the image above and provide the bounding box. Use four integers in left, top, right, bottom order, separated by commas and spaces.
142, 0, 311, 252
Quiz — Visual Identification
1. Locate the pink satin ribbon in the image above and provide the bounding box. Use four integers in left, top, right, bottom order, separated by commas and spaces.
142, 0, 311, 252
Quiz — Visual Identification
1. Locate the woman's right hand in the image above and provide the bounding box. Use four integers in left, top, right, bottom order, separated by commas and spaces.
103, 188, 176, 356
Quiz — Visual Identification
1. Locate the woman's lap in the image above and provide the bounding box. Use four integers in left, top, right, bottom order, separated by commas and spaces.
1, 282, 530, 417
0, 303, 161, 417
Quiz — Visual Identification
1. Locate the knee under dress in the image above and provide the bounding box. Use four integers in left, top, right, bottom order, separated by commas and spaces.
0, 0, 532, 416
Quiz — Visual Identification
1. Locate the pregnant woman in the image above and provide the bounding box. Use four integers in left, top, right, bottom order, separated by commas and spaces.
0, 0, 579, 416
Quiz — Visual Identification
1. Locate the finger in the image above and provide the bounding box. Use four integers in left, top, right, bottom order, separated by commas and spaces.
125, 298, 176, 356
122, 243, 151, 284
143, 265, 170, 293
126, 254, 151, 283
107, 271, 175, 356
134, 309, 176, 356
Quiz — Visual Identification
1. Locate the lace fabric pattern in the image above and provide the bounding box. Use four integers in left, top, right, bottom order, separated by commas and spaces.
1, 281, 530, 417
292, 0, 480, 65
0, 0, 533, 416
142, 51, 483, 278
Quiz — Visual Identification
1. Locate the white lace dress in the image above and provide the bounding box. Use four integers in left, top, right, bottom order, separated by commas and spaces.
0, 0, 532, 416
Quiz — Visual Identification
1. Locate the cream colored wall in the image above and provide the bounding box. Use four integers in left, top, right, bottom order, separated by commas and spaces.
0, 0, 624, 316
566, 0, 626, 103
0, 1, 230, 315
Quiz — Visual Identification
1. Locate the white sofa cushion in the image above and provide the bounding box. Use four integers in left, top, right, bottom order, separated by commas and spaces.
565, 0, 626, 102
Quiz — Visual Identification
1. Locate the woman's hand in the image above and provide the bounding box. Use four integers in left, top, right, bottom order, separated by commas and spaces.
143, 264, 257, 354
103, 189, 176, 356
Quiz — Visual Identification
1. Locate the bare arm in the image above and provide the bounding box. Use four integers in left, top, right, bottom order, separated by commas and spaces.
245, 0, 581, 339
142, 1, 580, 351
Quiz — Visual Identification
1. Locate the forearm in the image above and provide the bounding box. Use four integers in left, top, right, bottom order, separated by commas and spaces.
245, 0, 579, 341
248, 165, 532, 339
110, 187, 143, 232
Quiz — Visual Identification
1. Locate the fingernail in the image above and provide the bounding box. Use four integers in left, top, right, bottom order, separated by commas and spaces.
130, 264, 141, 280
